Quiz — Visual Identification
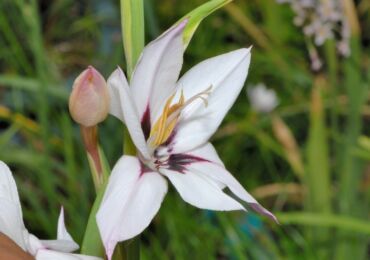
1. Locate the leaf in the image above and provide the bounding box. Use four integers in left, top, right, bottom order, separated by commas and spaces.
0, 75, 67, 99
177, 0, 232, 49
80, 182, 107, 257
276, 212, 370, 235
120, 0, 144, 78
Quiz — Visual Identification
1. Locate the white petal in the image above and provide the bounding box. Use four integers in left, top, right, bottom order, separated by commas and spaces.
107, 67, 130, 122
0, 161, 27, 249
26, 234, 44, 255
0, 199, 28, 250
40, 208, 79, 253
107, 68, 151, 159
171, 48, 251, 153
96, 156, 167, 260
160, 168, 245, 211
130, 21, 186, 123
57, 207, 76, 243
35, 249, 101, 260
187, 143, 277, 222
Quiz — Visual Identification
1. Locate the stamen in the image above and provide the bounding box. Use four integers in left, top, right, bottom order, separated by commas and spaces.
148, 86, 212, 148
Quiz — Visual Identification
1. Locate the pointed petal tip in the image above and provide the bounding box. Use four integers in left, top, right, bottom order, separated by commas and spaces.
114, 66, 124, 75
103, 239, 117, 260
178, 18, 189, 27
239, 47, 252, 57
250, 203, 279, 223
108, 66, 128, 86
170, 18, 188, 36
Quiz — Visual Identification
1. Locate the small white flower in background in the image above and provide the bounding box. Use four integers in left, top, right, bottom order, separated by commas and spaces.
277, 0, 351, 69
247, 84, 279, 113
97, 21, 277, 260
304, 20, 334, 46
0, 161, 101, 260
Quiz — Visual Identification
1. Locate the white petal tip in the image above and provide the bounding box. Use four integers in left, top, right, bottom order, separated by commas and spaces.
239, 47, 252, 57
105, 242, 116, 260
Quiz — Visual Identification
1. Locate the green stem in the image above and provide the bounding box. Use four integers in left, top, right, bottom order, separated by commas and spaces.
336, 36, 367, 260
305, 77, 331, 258
324, 39, 339, 137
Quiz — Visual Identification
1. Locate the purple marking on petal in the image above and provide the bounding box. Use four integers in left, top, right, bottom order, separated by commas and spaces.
250, 203, 279, 223
141, 105, 151, 140
140, 161, 152, 177
164, 127, 177, 148
168, 153, 209, 174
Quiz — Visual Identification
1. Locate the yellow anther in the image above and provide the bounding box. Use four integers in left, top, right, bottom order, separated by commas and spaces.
148, 86, 212, 148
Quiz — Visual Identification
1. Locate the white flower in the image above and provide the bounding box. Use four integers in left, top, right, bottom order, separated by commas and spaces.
247, 83, 279, 113
97, 21, 277, 259
0, 161, 101, 260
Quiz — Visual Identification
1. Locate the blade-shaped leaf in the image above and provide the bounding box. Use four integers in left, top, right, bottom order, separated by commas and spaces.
177, 0, 232, 49
120, 0, 145, 78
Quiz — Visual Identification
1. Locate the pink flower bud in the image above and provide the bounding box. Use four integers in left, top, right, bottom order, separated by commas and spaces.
69, 66, 110, 127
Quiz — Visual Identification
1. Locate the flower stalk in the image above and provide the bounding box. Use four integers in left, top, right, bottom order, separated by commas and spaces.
81, 125, 109, 191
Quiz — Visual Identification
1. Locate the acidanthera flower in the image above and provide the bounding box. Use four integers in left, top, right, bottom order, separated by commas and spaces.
0, 161, 101, 260
97, 21, 277, 259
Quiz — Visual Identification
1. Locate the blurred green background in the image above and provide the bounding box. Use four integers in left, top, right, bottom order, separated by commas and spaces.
0, 0, 369, 259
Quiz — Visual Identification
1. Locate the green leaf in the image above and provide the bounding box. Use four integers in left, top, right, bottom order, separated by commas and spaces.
0, 75, 67, 99
120, 0, 144, 78
306, 78, 331, 214
276, 212, 370, 235
177, 0, 232, 49
81, 147, 110, 257
81, 182, 107, 257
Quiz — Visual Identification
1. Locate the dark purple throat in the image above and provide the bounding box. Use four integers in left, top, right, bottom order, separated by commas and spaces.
168, 153, 209, 174
141, 105, 151, 140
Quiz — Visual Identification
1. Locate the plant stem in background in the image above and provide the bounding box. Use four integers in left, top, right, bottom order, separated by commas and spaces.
305, 76, 331, 258
335, 1, 368, 258
336, 36, 367, 260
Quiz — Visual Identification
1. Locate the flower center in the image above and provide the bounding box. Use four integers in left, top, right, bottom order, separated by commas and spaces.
147, 86, 212, 148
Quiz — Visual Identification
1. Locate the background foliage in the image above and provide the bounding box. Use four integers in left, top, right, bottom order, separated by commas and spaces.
0, 0, 369, 259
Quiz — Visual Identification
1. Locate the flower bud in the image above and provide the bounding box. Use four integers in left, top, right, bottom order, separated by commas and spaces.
69, 66, 110, 127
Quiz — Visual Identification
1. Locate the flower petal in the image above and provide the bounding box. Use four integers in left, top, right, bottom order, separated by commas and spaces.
187, 143, 277, 222
35, 249, 101, 260
160, 168, 245, 211
107, 67, 130, 122
40, 207, 79, 253
171, 48, 251, 153
0, 161, 27, 250
130, 21, 187, 124
96, 156, 167, 260
107, 68, 151, 159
